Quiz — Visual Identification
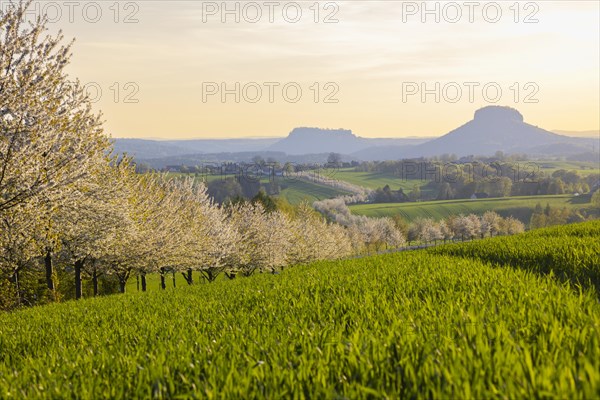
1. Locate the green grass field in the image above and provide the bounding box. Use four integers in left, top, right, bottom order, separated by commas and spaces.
126, 270, 188, 293
167, 172, 350, 205
429, 221, 600, 292
333, 168, 426, 191
535, 160, 600, 176
1, 222, 599, 398
278, 179, 351, 205
165, 172, 238, 184
349, 194, 594, 221
125, 270, 237, 293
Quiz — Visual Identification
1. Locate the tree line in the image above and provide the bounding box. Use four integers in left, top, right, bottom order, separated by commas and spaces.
313, 198, 526, 246
0, 2, 360, 310
355, 160, 598, 201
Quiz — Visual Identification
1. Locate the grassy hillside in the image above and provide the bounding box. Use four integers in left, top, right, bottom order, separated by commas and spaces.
349, 194, 593, 221
536, 160, 600, 176
167, 172, 350, 205
1, 222, 599, 399
430, 221, 600, 292
278, 179, 351, 205
333, 169, 425, 191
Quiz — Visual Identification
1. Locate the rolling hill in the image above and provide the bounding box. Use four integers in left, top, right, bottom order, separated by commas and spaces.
349, 194, 594, 222
1, 222, 599, 398
267, 127, 428, 155
112, 138, 280, 160
402, 106, 596, 158
112, 107, 598, 163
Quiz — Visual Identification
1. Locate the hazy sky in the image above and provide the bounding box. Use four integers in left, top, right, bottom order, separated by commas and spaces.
25, 1, 600, 138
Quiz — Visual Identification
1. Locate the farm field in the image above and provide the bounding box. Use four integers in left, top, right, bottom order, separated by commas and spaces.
349, 194, 593, 221
125, 270, 191, 293
168, 172, 239, 184
430, 221, 600, 292
535, 160, 600, 176
1, 222, 599, 399
334, 160, 599, 191
278, 179, 351, 204
333, 168, 427, 191
168, 172, 351, 205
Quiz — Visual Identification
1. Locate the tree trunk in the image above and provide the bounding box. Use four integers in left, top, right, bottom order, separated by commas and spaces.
186, 268, 193, 285
172, 270, 176, 288
160, 268, 166, 290
92, 270, 99, 296
74, 259, 84, 300
141, 272, 147, 292
44, 250, 55, 292
119, 278, 126, 293
12, 270, 20, 306
225, 272, 236, 280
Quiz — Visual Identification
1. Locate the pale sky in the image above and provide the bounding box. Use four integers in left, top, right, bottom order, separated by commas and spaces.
26, 0, 600, 138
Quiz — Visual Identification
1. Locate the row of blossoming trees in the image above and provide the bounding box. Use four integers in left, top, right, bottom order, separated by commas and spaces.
0, 2, 524, 310
313, 198, 525, 247
0, 3, 368, 309
406, 213, 525, 244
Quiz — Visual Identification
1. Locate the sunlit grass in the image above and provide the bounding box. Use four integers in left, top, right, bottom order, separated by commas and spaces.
1, 222, 599, 398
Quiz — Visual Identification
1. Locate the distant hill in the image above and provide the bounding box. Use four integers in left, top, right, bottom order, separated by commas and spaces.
112, 138, 280, 159
112, 107, 598, 163
268, 128, 363, 155
114, 129, 430, 163
138, 152, 358, 169
350, 145, 418, 161
552, 130, 600, 138
267, 127, 428, 155
401, 106, 597, 158
112, 139, 190, 159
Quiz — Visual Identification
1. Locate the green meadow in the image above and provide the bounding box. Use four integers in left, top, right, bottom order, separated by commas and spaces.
349, 194, 593, 221
1, 222, 599, 399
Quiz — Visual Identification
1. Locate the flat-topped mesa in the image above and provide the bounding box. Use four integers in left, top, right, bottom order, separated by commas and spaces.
474, 106, 524, 123
288, 127, 355, 138
268, 127, 362, 155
